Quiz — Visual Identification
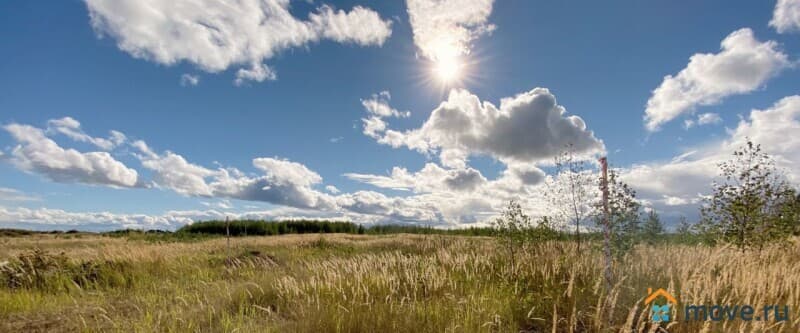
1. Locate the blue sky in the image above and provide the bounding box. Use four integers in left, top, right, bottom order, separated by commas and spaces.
1, 0, 799, 230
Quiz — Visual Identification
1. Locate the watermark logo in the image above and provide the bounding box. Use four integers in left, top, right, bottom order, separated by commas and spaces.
644, 287, 791, 325
645, 288, 678, 323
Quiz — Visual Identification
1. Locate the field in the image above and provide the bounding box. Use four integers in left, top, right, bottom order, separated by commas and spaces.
1, 233, 799, 332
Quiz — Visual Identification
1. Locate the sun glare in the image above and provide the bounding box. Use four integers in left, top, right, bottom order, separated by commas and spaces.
418, 39, 484, 92
433, 57, 463, 83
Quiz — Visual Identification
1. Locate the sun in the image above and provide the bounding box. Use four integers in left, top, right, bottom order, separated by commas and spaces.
427, 39, 466, 84
432, 56, 463, 83
417, 39, 483, 92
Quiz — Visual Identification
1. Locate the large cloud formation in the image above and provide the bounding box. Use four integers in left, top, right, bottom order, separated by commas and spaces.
84, 0, 392, 83
643, 28, 790, 131
406, 0, 495, 61
365, 88, 605, 168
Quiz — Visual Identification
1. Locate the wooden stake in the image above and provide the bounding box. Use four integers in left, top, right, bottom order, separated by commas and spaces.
599, 157, 612, 288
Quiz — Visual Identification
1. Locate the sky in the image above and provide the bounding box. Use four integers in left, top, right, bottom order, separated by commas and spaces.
1, 0, 799, 231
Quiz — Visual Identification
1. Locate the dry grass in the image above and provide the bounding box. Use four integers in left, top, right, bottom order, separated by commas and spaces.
0, 233, 798, 332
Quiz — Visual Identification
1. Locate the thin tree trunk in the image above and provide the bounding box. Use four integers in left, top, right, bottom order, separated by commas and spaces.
599, 157, 613, 327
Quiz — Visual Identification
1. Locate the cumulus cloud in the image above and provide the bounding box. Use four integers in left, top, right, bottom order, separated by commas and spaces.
365, 88, 604, 168
334, 190, 442, 223
133, 141, 333, 210
624, 94, 800, 217
406, 0, 495, 61
310, 5, 393, 45
84, 0, 392, 83
210, 157, 334, 210
644, 28, 790, 131
139, 150, 217, 196
343, 162, 555, 226
352, 87, 596, 225
3, 123, 139, 188
770, 0, 800, 34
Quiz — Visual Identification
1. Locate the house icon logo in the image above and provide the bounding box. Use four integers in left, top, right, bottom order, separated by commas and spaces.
645, 288, 678, 323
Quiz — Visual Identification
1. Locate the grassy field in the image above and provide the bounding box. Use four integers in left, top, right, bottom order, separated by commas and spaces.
1, 233, 798, 332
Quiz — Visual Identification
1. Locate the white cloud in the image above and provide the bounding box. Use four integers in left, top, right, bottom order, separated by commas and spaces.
345, 163, 487, 193
140, 150, 217, 196
3, 123, 139, 188
624, 94, 800, 217
46, 117, 125, 150
85, 0, 392, 84
325, 185, 340, 194
770, 0, 800, 34
132, 141, 334, 210
334, 190, 443, 224
234, 63, 277, 85
644, 28, 790, 131
180, 74, 200, 86
310, 5, 393, 45
696, 112, 722, 126
406, 0, 495, 61
365, 88, 604, 167
0, 205, 349, 231
342, 162, 555, 226
361, 91, 410, 118
360, 91, 414, 147
684, 113, 722, 129
211, 158, 335, 210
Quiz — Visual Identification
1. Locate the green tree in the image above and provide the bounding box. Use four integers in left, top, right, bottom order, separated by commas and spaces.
492, 200, 532, 271
641, 210, 664, 244
526, 216, 559, 254
700, 140, 794, 251
596, 168, 641, 258
675, 216, 694, 243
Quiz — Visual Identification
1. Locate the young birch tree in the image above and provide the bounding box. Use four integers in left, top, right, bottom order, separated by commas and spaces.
595, 168, 641, 258
492, 200, 532, 272
545, 144, 595, 254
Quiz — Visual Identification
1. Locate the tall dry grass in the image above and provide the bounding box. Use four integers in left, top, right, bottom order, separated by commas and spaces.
0, 233, 797, 332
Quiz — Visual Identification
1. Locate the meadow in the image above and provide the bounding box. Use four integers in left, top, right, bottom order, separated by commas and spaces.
1, 231, 799, 332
